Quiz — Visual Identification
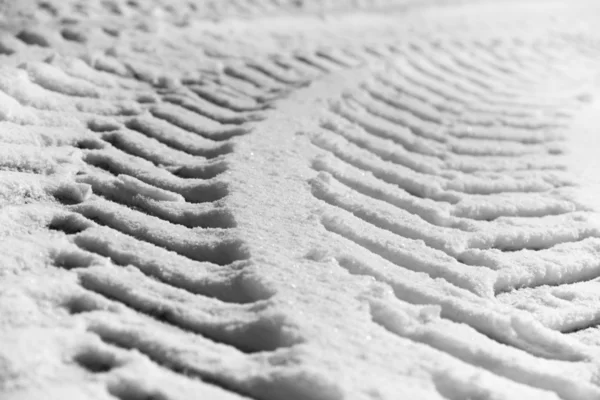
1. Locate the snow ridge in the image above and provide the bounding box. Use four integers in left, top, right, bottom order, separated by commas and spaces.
309, 32, 600, 399
3, 2, 600, 400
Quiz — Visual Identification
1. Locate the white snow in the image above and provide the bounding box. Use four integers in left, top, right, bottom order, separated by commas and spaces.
3, 1, 600, 399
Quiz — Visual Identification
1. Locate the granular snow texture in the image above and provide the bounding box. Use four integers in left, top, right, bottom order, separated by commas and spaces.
3, 1, 600, 399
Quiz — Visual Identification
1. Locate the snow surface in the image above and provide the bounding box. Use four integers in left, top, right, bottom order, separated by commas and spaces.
3, 1, 600, 399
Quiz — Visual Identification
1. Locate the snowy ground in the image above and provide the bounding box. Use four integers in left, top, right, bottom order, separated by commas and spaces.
3, 1, 600, 399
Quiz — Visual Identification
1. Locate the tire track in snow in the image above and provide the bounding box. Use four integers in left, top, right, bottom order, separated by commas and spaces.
307, 32, 600, 398
0, 25, 408, 398
0, 44, 338, 399
58, 57, 319, 399
4, 3, 600, 400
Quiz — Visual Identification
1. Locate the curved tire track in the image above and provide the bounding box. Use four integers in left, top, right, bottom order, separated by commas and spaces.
2, 2, 600, 400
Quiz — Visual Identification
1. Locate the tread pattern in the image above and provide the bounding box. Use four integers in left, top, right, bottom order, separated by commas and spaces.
3, 2, 600, 400
307, 25, 600, 400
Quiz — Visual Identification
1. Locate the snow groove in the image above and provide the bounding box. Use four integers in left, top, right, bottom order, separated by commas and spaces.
0, 22, 395, 398
311, 40, 600, 299
0, 44, 329, 398
5, 3, 600, 400
305, 29, 600, 399
57, 53, 327, 398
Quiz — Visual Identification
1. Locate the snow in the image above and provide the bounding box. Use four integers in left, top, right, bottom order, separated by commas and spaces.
3, 0, 600, 399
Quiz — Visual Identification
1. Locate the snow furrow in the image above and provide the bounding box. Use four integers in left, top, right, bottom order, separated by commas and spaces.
73, 225, 254, 303
77, 264, 284, 353
72, 197, 247, 265
125, 115, 234, 159
4, 3, 600, 400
